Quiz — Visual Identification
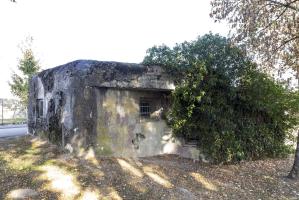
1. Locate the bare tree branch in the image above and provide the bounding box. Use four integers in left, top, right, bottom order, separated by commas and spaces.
257, 6, 288, 34
275, 35, 299, 52
265, 35, 299, 62
266, 0, 299, 11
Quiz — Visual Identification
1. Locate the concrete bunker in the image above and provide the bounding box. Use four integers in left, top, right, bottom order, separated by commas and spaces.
28, 60, 199, 159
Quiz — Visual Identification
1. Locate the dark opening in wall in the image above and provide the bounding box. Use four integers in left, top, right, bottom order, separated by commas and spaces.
36, 99, 44, 118
184, 136, 198, 146
140, 98, 152, 117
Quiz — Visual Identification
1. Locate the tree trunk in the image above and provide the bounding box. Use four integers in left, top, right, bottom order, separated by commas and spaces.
288, 131, 299, 179
288, 69, 299, 179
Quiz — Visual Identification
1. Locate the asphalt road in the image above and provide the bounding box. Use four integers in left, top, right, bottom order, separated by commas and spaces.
0, 125, 28, 138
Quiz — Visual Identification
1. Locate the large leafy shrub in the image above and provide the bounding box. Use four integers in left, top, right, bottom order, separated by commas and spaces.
143, 34, 299, 163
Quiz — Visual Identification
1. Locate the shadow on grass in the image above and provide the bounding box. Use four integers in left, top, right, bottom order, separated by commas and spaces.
0, 136, 59, 199
0, 136, 221, 199
3, 135, 293, 200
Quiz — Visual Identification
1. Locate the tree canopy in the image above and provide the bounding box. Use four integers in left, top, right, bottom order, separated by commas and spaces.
210, 0, 299, 180
9, 38, 40, 107
143, 34, 299, 163
210, 0, 298, 74
143, 34, 251, 83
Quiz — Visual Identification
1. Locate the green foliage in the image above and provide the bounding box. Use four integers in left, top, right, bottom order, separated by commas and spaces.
143, 34, 299, 163
143, 33, 251, 83
9, 46, 40, 107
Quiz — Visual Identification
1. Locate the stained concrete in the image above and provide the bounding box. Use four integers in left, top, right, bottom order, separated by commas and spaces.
28, 60, 199, 159
95, 88, 170, 157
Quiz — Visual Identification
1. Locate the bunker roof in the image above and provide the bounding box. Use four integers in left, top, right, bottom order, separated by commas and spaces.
36, 60, 175, 91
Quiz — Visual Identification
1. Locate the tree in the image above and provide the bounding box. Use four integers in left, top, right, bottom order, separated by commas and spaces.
143, 33, 250, 83
143, 34, 299, 163
210, 0, 299, 178
9, 37, 40, 108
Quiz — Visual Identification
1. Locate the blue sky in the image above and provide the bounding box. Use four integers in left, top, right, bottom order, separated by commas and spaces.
0, 0, 228, 98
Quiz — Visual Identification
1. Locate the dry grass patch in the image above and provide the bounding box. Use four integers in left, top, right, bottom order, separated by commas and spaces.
0, 136, 298, 200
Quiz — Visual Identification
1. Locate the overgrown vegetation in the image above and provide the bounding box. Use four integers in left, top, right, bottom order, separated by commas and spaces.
143, 34, 299, 163
210, 0, 299, 178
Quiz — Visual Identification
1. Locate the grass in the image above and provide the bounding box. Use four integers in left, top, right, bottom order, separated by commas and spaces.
0, 136, 298, 200
0, 118, 27, 125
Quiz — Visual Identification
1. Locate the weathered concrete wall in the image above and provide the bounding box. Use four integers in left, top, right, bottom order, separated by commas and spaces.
28, 60, 199, 159
28, 63, 74, 145
61, 60, 175, 153
94, 88, 168, 157
28, 60, 174, 146
93, 88, 200, 158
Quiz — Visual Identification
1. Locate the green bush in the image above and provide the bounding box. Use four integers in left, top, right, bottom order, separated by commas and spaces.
170, 64, 298, 163
143, 34, 299, 163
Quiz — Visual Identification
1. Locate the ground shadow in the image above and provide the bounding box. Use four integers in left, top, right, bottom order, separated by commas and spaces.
1, 136, 298, 200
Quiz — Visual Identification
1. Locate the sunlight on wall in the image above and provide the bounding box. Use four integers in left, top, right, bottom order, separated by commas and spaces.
143, 166, 173, 188
190, 172, 218, 191
144, 122, 154, 132
117, 158, 144, 178
116, 105, 125, 118
38, 165, 80, 199
166, 81, 175, 90
162, 143, 178, 154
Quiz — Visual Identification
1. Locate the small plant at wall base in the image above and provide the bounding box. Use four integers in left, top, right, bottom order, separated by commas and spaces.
143, 34, 299, 164
9, 37, 40, 108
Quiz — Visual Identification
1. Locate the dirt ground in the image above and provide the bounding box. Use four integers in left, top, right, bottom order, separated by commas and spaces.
0, 136, 298, 200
